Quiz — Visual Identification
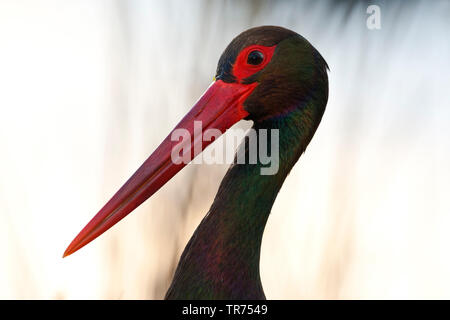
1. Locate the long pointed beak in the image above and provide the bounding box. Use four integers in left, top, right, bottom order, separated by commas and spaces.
63, 80, 256, 257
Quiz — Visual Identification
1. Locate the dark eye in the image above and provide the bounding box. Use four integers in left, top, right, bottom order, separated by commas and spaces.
247, 50, 264, 65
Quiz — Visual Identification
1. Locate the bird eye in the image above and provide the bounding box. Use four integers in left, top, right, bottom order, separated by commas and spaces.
247, 50, 264, 65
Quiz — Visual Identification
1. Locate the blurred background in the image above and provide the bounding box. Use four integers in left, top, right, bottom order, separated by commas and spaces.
0, 0, 449, 299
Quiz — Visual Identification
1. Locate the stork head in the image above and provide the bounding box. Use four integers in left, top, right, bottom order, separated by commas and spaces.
63, 26, 328, 257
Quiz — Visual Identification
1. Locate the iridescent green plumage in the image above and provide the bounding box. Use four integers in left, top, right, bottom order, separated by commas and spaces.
166, 26, 328, 299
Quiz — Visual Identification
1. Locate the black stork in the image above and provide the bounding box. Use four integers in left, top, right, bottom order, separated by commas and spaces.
64, 26, 329, 299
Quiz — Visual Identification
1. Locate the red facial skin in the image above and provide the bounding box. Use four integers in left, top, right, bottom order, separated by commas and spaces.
232, 45, 276, 81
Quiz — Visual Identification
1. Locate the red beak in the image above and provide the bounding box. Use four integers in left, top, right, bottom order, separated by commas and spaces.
63, 80, 257, 257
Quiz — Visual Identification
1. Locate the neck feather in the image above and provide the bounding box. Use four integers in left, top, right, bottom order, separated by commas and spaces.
165, 98, 324, 299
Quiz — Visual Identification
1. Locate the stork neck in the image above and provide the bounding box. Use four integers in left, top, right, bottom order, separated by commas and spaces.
165, 99, 324, 299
